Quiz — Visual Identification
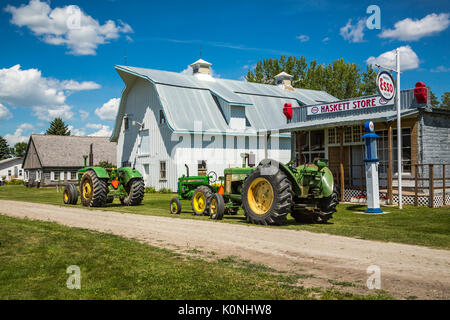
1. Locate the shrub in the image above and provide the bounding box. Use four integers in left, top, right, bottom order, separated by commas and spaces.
6, 179, 23, 185
145, 186, 156, 193
158, 187, 173, 194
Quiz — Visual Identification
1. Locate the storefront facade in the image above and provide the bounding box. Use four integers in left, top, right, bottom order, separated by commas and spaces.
275, 87, 450, 207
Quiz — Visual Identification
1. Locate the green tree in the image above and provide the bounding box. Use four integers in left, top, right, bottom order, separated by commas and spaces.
440, 92, 450, 109
0, 136, 11, 160
97, 161, 117, 169
245, 56, 377, 100
429, 90, 440, 107
10, 142, 28, 158
46, 118, 71, 136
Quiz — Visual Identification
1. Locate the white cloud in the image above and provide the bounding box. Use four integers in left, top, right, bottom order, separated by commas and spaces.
79, 110, 89, 121
67, 125, 86, 136
85, 123, 103, 130
5, 0, 133, 55
322, 37, 330, 42
430, 65, 450, 73
60, 80, 101, 91
340, 18, 366, 43
366, 46, 420, 71
95, 98, 120, 121
296, 35, 310, 42
0, 103, 13, 120
380, 13, 450, 41
4, 123, 34, 145
32, 105, 74, 121
88, 125, 112, 137
0, 64, 100, 108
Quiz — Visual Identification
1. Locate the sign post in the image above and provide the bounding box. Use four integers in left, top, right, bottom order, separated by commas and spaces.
362, 121, 383, 214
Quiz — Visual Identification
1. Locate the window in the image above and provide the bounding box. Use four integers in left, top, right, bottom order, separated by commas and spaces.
72, 172, 78, 180
328, 128, 336, 144
8, 170, 11, 177
60, 171, 65, 181
67, 172, 71, 181
25, 171, 29, 180
124, 115, 129, 131
139, 130, 150, 155
299, 130, 325, 163
51, 171, 55, 181
376, 128, 412, 174
160, 161, 167, 180
159, 110, 166, 124
19, 170, 22, 176
328, 126, 363, 145
198, 160, 207, 176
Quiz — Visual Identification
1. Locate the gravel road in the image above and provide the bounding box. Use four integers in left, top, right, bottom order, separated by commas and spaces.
1, 200, 449, 299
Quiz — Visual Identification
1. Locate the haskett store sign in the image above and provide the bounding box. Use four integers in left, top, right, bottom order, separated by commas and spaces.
306, 96, 390, 116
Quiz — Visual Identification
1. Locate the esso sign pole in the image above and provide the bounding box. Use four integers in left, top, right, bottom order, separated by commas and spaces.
376, 49, 402, 209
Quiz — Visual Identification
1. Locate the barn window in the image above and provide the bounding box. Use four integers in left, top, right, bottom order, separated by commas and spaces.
159, 110, 166, 124
160, 161, 167, 180
198, 160, 207, 176
124, 115, 129, 131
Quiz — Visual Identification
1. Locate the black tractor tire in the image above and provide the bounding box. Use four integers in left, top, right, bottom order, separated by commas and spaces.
191, 186, 213, 216
242, 164, 293, 225
317, 185, 340, 223
80, 170, 108, 207
122, 178, 145, 206
63, 183, 79, 205
209, 193, 225, 220
170, 197, 182, 214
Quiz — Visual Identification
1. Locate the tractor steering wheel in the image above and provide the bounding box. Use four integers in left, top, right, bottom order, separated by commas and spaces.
207, 171, 218, 183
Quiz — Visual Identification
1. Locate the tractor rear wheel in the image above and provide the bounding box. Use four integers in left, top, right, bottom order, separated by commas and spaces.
63, 183, 79, 205
191, 186, 213, 216
80, 170, 108, 207
170, 197, 182, 214
242, 164, 293, 225
122, 178, 145, 206
317, 185, 340, 223
209, 193, 224, 220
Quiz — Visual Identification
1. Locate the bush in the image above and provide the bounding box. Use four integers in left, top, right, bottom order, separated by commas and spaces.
158, 188, 173, 194
6, 179, 23, 185
145, 186, 156, 193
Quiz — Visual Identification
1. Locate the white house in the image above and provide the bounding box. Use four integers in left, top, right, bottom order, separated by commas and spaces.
0, 157, 24, 182
111, 59, 337, 191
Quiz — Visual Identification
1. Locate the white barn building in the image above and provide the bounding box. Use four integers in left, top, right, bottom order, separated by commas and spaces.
111, 59, 337, 191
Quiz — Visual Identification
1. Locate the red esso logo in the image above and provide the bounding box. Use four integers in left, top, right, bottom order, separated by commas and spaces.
377, 72, 395, 101
311, 106, 319, 114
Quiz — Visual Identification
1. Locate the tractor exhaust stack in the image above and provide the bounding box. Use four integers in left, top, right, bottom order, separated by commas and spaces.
89, 144, 94, 167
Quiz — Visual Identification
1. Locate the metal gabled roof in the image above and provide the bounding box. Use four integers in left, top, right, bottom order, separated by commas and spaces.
111, 65, 338, 141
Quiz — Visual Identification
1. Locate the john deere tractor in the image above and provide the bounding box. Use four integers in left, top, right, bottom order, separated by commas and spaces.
208, 155, 339, 225
63, 155, 145, 207
169, 164, 218, 215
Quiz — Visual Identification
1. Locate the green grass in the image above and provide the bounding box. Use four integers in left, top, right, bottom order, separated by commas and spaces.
0, 215, 392, 300
1, 185, 450, 249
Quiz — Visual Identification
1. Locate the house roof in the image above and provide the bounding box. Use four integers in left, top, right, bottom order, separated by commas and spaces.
111, 65, 338, 141
0, 157, 23, 166
26, 135, 117, 168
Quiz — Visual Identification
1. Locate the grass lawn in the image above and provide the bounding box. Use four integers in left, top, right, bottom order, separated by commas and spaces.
0, 214, 392, 300
1, 185, 449, 249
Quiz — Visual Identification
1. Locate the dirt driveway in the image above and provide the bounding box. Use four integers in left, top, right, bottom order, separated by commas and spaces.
1, 200, 449, 299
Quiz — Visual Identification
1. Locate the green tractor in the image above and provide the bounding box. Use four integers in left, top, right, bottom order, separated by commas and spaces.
63, 155, 145, 207
169, 164, 219, 215
208, 154, 339, 225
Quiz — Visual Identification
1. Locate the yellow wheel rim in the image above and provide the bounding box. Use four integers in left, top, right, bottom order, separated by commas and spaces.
210, 198, 217, 215
248, 177, 274, 215
171, 202, 178, 213
82, 181, 92, 199
193, 192, 206, 212
64, 191, 69, 202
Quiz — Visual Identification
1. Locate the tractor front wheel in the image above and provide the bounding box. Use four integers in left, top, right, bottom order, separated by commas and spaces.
63, 183, 79, 205
170, 197, 182, 214
242, 164, 292, 225
80, 170, 108, 207
209, 193, 224, 220
191, 186, 213, 216
122, 178, 145, 206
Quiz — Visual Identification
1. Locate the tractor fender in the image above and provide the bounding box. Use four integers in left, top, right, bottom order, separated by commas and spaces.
119, 167, 143, 185
83, 167, 110, 179
320, 167, 334, 198
258, 159, 302, 195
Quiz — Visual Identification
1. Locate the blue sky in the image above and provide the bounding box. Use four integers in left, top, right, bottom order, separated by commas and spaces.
0, 0, 449, 146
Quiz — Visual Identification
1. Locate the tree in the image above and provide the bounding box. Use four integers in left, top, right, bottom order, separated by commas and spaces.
46, 118, 71, 136
10, 142, 28, 158
0, 136, 11, 160
440, 92, 450, 109
245, 56, 378, 100
429, 90, 440, 107
97, 161, 116, 169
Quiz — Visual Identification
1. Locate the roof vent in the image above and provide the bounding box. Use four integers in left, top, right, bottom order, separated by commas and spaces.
275, 72, 294, 91
190, 59, 212, 75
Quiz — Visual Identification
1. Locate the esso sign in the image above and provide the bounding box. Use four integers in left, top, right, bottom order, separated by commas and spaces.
377, 71, 395, 101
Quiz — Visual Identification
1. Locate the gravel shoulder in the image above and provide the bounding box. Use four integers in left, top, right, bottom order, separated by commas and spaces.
1, 200, 449, 299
